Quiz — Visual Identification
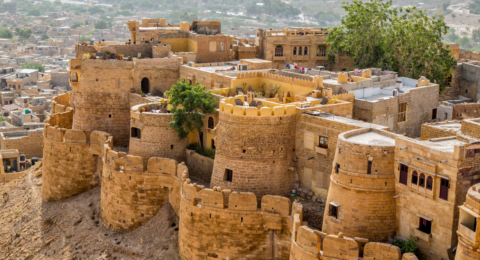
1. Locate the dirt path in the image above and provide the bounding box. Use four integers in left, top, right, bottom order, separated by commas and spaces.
0, 165, 181, 260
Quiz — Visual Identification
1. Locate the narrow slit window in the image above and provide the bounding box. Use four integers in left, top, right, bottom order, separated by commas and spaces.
329, 204, 338, 219
367, 161, 372, 174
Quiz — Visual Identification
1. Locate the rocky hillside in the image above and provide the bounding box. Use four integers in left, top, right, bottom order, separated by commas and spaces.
0, 164, 181, 260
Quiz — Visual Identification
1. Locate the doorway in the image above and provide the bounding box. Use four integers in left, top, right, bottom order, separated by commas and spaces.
141, 77, 150, 94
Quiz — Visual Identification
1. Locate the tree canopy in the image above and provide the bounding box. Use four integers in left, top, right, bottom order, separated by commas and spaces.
326, 0, 457, 92
0, 28, 13, 39
21, 62, 45, 73
94, 20, 108, 29
79, 35, 91, 42
41, 33, 49, 40
165, 80, 216, 146
18, 28, 32, 42
27, 9, 41, 16
71, 22, 84, 29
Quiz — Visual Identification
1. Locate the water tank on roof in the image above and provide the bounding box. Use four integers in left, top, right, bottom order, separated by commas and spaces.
19, 155, 25, 161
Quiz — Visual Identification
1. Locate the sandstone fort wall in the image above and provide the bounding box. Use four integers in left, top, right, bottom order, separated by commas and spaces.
100, 145, 188, 232
42, 112, 112, 202
179, 182, 292, 260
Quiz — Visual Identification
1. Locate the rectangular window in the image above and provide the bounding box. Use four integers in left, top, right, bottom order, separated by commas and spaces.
398, 102, 407, 122
224, 169, 233, 182
432, 108, 437, 120
219, 41, 225, 52
131, 127, 141, 139
440, 178, 449, 200
329, 204, 338, 219
367, 161, 372, 174
399, 164, 408, 185
418, 218, 432, 234
335, 163, 340, 174
319, 135, 328, 149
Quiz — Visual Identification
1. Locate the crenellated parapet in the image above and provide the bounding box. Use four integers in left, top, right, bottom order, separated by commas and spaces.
50, 92, 73, 115
211, 97, 297, 199
42, 122, 112, 202
100, 145, 188, 233
179, 181, 293, 260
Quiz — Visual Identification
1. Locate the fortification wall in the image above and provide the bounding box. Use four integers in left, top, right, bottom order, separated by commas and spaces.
211, 104, 296, 199
100, 146, 188, 233
185, 149, 214, 183
129, 105, 189, 163
289, 218, 417, 260
179, 181, 292, 260
323, 128, 397, 242
42, 110, 112, 202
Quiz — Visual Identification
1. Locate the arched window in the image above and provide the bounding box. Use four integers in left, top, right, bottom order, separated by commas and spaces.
426, 176, 433, 190
304, 46, 308, 56
275, 46, 283, 57
412, 171, 418, 185
419, 173, 425, 187
208, 117, 214, 129
293, 47, 297, 56
298, 47, 303, 56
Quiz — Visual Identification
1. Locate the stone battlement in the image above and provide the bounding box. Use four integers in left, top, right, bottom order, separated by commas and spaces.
219, 97, 297, 117
101, 145, 188, 232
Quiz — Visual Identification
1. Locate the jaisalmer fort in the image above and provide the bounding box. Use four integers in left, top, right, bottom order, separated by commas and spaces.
4, 14, 480, 260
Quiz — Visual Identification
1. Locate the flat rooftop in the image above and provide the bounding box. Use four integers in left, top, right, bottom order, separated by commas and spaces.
430, 122, 461, 131
420, 138, 466, 153
304, 112, 388, 130
346, 131, 396, 146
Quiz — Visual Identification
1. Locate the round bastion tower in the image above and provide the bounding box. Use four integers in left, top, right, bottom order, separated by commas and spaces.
70, 59, 133, 146
455, 183, 480, 260
210, 96, 297, 200
323, 128, 398, 242
128, 103, 189, 163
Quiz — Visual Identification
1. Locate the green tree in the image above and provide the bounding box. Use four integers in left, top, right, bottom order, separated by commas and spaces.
473, 28, 480, 44
88, 6, 105, 15
394, 236, 424, 259
18, 28, 32, 42
71, 22, 84, 29
0, 28, 13, 39
121, 2, 134, 10
41, 33, 49, 40
79, 35, 91, 42
165, 80, 216, 148
326, 0, 457, 92
21, 62, 45, 72
94, 20, 108, 29
27, 9, 41, 16
451, 13, 456, 23
456, 36, 473, 49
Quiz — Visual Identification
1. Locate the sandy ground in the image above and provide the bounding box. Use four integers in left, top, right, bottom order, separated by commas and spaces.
0, 164, 181, 260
